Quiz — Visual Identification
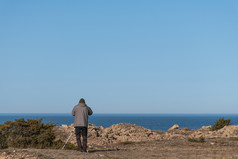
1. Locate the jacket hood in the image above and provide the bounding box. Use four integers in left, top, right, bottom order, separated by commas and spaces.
77, 103, 86, 107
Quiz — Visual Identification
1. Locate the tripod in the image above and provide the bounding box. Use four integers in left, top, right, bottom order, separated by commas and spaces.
62, 130, 88, 153
62, 130, 74, 150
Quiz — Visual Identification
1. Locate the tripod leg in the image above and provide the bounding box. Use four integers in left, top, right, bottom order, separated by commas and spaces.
62, 132, 73, 150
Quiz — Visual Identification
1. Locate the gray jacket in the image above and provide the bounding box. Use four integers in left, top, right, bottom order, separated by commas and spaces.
72, 103, 93, 127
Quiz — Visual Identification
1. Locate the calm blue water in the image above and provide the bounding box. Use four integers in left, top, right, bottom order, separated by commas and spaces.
0, 114, 238, 131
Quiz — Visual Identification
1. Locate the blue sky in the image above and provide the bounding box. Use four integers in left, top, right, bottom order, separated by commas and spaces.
0, 1, 238, 113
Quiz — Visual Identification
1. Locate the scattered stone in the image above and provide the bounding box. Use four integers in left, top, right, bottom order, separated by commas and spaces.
0, 150, 39, 159
62, 124, 68, 128
168, 124, 179, 131
202, 126, 211, 129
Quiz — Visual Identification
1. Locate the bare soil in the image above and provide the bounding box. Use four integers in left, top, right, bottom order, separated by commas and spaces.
1, 138, 238, 159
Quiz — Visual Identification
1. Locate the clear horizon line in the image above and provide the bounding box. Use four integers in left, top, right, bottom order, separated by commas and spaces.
1, 113, 238, 115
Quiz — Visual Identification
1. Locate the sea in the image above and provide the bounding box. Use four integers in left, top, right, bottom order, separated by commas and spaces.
1, 114, 238, 131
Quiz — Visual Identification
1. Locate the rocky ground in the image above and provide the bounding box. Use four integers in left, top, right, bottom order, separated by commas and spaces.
1, 123, 238, 158
1, 138, 238, 159
54, 123, 238, 146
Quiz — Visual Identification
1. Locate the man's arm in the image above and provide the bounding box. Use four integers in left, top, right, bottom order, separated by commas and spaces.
72, 106, 76, 116
88, 106, 93, 116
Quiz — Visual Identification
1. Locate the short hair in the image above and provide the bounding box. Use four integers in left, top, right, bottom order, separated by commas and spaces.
79, 98, 85, 104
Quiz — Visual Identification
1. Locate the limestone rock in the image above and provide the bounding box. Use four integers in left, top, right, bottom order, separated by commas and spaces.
168, 124, 179, 131
202, 126, 211, 129
54, 123, 238, 147
54, 123, 161, 146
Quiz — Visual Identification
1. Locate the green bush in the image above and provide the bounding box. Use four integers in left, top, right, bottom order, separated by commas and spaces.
0, 132, 8, 149
211, 117, 231, 131
188, 136, 205, 143
0, 118, 76, 150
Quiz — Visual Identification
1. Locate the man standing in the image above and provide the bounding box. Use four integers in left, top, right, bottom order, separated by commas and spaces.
72, 98, 93, 152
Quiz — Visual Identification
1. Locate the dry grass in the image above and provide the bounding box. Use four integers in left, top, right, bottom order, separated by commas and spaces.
230, 137, 238, 141
119, 141, 134, 145
188, 136, 205, 143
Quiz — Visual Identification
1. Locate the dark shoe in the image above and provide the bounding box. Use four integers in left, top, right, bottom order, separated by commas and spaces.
77, 146, 83, 152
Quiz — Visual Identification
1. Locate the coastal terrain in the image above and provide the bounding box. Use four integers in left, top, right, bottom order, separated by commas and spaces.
1, 123, 238, 158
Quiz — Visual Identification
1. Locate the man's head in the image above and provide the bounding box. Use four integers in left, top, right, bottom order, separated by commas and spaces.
79, 98, 86, 104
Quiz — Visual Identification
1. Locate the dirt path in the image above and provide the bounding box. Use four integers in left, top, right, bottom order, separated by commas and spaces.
1, 139, 238, 159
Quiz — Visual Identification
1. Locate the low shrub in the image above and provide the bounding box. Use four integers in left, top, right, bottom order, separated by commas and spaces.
52, 140, 77, 150
0, 118, 56, 149
0, 132, 8, 149
52, 140, 66, 149
188, 136, 205, 143
0, 118, 76, 150
211, 117, 231, 131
